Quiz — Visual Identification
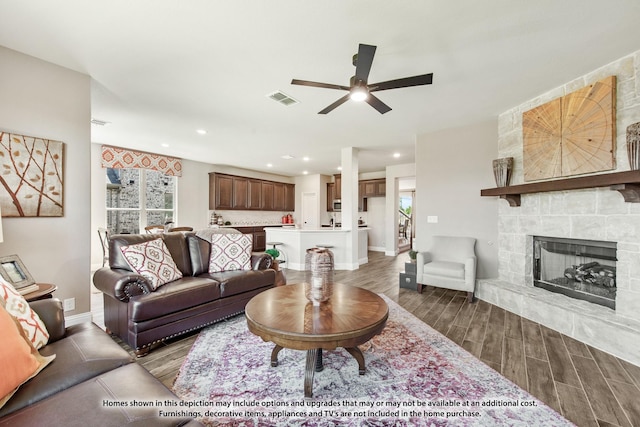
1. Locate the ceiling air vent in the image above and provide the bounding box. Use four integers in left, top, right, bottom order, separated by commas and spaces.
267, 90, 299, 106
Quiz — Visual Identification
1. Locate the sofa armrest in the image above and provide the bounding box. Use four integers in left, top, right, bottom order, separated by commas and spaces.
251, 253, 273, 270
93, 267, 153, 302
416, 251, 432, 282
29, 298, 66, 343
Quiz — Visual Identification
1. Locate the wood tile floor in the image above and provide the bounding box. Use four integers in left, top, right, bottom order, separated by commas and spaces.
93, 251, 640, 427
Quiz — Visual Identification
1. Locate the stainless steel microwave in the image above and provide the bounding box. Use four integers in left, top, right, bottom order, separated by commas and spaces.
332, 199, 341, 211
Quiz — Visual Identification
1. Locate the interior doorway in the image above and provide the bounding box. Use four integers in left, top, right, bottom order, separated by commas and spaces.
398, 178, 415, 253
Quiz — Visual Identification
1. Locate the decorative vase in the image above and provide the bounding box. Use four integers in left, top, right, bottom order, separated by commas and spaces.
492, 157, 514, 187
627, 122, 640, 171
304, 247, 334, 306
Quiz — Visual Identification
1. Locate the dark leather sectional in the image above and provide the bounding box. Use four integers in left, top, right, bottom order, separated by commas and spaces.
93, 231, 276, 356
0, 299, 202, 426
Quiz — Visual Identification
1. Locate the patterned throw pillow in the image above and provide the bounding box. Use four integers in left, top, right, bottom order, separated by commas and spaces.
120, 238, 183, 290
0, 278, 50, 349
0, 302, 55, 409
209, 233, 253, 273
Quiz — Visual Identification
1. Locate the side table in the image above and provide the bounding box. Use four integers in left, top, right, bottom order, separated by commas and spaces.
23, 283, 57, 302
399, 262, 418, 291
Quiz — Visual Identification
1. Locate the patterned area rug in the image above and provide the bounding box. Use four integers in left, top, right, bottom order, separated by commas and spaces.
173, 295, 573, 426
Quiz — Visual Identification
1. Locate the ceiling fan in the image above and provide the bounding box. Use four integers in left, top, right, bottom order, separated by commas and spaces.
291, 43, 433, 115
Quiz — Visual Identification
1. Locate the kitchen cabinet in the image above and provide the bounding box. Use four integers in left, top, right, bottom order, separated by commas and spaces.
273, 182, 285, 211
261, 181, 274, 210
362, 179, 386, 197
248, 179, 262, 209
210, 174, 233, 210
327, 183, 335, 211
333, 174, 342, 199
209, 173, 294, 211
284, 183, 295, 211
233, 177, 249, 209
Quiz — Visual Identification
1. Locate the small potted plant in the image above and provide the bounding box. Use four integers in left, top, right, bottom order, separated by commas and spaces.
265, 248, 280, 270
408, 250, 418, 263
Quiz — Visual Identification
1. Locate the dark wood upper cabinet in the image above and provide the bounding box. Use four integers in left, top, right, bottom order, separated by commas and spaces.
362, 178, 386, 197
210, 173, 233, 209
261, 181, 274, 210
334, 174, 342, 199
273, 182, 285, 211
284, 184, 295, 211
248, 179, 262, 210
209, 172, 294, 211
233, 177, 249, 209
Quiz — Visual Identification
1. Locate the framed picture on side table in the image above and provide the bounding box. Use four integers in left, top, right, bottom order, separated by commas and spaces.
0, 254, 36, 289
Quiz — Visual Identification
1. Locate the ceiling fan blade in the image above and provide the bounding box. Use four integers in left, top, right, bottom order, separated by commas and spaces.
366, 94, 392, 114
354, 44, 377, 83
369, 73, 433, 92
291, 79, 350, 91
318, 94, 351, 114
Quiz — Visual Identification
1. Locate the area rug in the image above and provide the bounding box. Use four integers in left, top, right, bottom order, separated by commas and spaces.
173, 295, 573, 426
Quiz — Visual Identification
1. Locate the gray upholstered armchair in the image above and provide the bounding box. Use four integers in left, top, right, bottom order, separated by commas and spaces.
416, 235, 477, 302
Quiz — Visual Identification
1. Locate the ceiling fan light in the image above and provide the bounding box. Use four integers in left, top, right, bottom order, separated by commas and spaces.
350, 86, 368, 102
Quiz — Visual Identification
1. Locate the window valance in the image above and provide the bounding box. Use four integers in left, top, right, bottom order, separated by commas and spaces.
101, 145, 182, 176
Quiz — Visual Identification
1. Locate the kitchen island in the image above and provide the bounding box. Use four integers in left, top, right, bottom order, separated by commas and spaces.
265, 227, 369, 270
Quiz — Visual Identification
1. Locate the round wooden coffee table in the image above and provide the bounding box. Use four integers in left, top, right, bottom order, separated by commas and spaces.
245, 283, 388, 397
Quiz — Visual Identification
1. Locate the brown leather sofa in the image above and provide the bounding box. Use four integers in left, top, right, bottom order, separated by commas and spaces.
0, 298, 202, 427
93, 231, 275, 356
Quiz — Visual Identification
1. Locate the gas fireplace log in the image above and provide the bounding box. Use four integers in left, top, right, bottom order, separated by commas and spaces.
563, 262, 616, 288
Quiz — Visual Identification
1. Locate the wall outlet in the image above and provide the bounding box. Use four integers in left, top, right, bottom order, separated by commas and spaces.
427, 216, 438, 223
63, 298, 75, 312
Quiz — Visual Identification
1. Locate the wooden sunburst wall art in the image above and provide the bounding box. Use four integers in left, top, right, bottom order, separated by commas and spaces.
0, 131, 64, 217
523, 75, 616, 182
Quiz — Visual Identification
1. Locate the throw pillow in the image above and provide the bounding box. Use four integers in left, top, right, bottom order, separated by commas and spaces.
0, 278, 50, 349
0, 301, 55, 409
120, 238, 183, 290
209, 233, 253, 273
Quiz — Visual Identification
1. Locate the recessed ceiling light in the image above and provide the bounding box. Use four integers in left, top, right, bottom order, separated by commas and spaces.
303, 171, 308, 175
337, 166, 342, 171
303, 156, 310, 162
393, 153, 401, 158
282, 155, 295, 160
267, 163, 273, 168
161, 143, 170, 148
196, 129, 207, 135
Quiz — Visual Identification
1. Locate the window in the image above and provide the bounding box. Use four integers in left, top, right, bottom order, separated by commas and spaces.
106, 168, 176, 234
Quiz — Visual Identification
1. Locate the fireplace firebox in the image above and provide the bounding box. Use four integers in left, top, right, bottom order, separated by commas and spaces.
533, 236, 617, 309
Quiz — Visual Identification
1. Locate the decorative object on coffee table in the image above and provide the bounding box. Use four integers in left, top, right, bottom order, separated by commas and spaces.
492, 157, 514, 187
304, 247, 334, 305
627, 122, 640, 170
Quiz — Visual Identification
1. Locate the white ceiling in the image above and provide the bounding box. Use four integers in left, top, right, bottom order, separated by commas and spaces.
1, 1, 639, 177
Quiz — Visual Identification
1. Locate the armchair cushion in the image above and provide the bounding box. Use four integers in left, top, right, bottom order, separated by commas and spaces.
423, 261, 466, 279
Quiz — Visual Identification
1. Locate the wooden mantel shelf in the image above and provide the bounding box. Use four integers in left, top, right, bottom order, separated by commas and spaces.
480, 170, 640, 207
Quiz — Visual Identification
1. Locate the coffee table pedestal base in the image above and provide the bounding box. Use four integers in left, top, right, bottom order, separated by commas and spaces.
271, 345, 366, 398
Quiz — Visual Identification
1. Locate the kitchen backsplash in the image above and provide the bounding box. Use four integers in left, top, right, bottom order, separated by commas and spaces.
209, 210, 291, 226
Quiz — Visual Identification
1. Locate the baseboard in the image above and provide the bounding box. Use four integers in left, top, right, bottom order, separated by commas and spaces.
64, 311, 92, 327
368, 246, 385, 252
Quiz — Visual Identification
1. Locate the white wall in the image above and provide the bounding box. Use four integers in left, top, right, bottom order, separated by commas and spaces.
415, 120, 499, 279
0, 46, 91, 314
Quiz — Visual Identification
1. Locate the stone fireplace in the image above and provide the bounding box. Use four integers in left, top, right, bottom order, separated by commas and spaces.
476, 49, 640, 365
